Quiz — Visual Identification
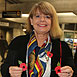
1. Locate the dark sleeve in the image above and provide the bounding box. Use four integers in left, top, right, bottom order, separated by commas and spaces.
1, 36, 21, 77
61, 41, 75, 76
74, 49, 77, 76
1, 35, 29, 77
74, 48, 77, 65
1, 49, 18, 77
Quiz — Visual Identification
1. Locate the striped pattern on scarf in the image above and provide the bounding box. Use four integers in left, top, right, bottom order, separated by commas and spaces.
28, 32, 51, 77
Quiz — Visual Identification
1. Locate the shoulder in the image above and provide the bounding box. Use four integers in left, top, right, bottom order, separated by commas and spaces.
61, 41, 73, 56
52, 38, 69, 46
51, 38, 70, 49
9, 34, 30, 50
61, 41, 68, 45
60, 40, 71, 51
51, 38, 68, 44
10, 34, 30, 44
61, 41, 70, 49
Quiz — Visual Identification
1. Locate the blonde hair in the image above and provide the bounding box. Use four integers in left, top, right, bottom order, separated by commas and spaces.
26, 1, 63, 39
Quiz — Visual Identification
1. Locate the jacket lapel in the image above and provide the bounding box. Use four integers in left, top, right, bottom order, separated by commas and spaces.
51, 38, 60, 69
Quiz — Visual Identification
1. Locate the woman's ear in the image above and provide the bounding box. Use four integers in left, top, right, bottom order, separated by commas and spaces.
30, 18, 33, 25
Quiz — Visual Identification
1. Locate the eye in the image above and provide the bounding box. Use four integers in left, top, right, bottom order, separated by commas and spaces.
45, 15, 51, 19
35, 15, 40, 18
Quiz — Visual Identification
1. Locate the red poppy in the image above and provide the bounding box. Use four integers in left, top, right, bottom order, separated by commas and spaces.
55, 66, 61, 74
20, 63, 27, 71
47, 51, 53, 58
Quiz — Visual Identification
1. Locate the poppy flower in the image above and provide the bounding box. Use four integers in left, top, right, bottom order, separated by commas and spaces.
20, 63, 27, 71
47, 51, 53, 58
55, 66, 61, 74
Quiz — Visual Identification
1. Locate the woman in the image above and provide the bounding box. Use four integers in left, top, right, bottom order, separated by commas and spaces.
1, 1, 74, 77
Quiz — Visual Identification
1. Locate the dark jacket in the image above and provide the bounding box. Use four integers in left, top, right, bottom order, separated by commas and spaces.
74, 48, 77, 76
1, 34, 75, 77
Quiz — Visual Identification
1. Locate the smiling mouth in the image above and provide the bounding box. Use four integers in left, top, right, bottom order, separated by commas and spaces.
38, 25, 47, 27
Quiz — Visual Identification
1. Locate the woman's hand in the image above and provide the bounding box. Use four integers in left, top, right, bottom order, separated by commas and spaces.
9, 66, 23, 77
58, 66, 74, 77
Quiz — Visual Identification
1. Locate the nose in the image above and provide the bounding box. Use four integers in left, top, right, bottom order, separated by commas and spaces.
40, 16, 45, 21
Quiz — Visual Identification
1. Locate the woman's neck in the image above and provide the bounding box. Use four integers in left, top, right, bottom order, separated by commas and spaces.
34, 32, 49, 47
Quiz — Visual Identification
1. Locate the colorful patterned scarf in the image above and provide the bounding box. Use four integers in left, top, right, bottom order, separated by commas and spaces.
28, 32, 51, 77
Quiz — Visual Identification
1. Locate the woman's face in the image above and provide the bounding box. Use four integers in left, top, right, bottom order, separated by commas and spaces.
30, 10, 52, 34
